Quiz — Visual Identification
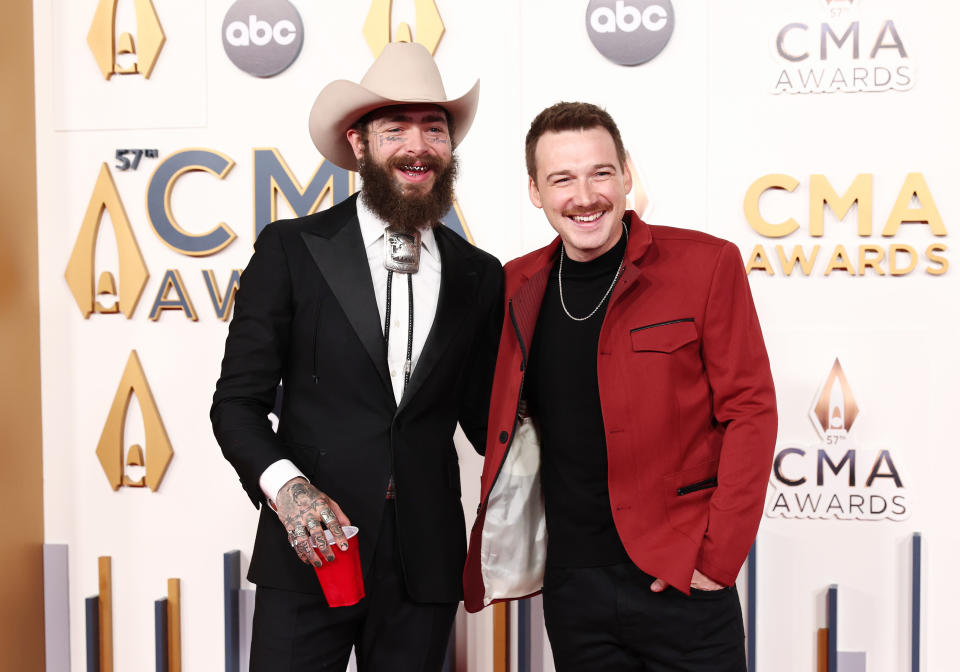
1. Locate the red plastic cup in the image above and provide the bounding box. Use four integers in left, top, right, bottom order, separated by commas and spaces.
312, 526, 364, 607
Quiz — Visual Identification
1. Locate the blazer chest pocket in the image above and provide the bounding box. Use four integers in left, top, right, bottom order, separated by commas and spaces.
630, 318, 697, 353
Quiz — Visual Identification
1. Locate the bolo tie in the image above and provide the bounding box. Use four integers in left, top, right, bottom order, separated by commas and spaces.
383, 225, 421, 501
382, 225, 421, 394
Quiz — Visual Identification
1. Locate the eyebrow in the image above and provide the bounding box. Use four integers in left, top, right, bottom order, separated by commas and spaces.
544, 163, 617, 180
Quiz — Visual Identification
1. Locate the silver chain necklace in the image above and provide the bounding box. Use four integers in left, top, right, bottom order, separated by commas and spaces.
558, 222, 628, 322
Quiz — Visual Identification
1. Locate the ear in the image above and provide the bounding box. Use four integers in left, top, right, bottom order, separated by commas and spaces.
346, 128, 365, 161
622, 159, 633, 194
528, 176, 543, 209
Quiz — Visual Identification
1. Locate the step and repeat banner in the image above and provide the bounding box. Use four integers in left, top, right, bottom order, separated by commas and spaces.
32, 1, 958, 670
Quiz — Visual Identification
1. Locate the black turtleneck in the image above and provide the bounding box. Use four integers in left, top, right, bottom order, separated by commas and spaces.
526, 226, 632, 568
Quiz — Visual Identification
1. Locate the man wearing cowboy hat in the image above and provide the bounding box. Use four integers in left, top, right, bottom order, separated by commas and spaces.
212, 42, 502, 671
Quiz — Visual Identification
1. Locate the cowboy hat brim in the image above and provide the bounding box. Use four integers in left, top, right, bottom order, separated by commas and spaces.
308, 78, 480, 171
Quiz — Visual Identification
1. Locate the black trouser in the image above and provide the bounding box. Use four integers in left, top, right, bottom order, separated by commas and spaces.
542, 563, 746, 672
249, 502, 458, 672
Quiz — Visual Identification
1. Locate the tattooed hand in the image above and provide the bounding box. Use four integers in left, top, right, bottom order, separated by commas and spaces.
275, 477, 351, 567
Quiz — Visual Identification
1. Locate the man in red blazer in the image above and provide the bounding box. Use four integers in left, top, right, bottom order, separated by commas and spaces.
463, 102, 777, 670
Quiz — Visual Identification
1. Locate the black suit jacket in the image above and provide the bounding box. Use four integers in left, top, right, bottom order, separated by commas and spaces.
211, 194, 503, 602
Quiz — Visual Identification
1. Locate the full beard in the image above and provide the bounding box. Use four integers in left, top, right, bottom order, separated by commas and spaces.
357, 151, 459, 234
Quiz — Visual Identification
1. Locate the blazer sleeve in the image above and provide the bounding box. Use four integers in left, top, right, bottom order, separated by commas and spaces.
696, 241, 778, 585
458, 257, 505, 455
210, 223, 295, 507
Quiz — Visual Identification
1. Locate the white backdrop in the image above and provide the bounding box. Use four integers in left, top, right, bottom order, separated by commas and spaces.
32, 1, 960, 670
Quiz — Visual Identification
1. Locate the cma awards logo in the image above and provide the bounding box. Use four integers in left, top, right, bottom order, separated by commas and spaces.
64, 149, 473, 324
63, 161, 242, 322
87, 0, 166, 79
766, 359, 909, 521
96, 351, 174, 491
743, 172, 949, 278
771, 0, 914, 94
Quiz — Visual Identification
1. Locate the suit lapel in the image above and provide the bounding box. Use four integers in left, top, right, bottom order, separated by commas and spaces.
300, 204, 393, 399
510, 262, 553, 359
397, 228, 478, 413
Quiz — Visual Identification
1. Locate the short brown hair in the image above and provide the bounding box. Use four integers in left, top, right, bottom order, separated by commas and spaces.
525, 102, 627, 180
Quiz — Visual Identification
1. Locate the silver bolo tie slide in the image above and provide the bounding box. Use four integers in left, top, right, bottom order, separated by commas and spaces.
382, 226, 421, 389
384, 226, 421, 274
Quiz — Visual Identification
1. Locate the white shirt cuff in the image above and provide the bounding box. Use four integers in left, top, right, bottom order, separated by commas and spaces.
259, 459, 307, 510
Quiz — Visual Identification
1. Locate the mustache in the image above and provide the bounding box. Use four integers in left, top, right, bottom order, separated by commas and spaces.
385, 154, 446, 173
563, 203, 609, 217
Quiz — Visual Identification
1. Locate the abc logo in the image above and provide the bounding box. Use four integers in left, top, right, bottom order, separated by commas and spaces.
590, 1, 669, 33
225, 16, 298, 47
585, 0, 675, 66
222, 0, 304, 78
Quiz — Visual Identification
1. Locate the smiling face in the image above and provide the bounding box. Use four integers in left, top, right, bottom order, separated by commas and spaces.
346, 104, 458, 232
347, 104, 453, 195
529, 126, 632, 262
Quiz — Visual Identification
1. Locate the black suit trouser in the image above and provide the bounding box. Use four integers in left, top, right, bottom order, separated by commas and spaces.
542, 562, 746, 672
249, 502, 457, 672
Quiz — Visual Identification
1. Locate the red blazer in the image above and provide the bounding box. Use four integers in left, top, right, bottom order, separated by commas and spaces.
464, 212, 777, 612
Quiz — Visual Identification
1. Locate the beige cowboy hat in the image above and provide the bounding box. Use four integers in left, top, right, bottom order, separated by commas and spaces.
308, 42, 479, 171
